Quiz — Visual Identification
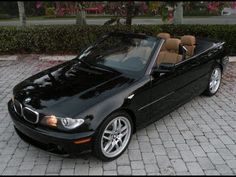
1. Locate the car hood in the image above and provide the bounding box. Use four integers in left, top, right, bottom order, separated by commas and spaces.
13, 60, 135, 117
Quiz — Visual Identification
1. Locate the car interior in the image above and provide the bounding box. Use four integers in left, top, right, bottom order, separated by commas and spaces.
156, 32, 215, 66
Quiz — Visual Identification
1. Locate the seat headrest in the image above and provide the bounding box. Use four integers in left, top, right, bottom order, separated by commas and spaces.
157, 32, 171, 39
165, 38, 181, 52
181, 35, 196, 45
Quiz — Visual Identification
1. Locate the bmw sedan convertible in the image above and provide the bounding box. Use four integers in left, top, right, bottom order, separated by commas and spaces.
8, 32, 229, 161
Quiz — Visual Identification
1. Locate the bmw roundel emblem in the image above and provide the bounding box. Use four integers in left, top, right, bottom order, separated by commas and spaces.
25, 98, 31, 103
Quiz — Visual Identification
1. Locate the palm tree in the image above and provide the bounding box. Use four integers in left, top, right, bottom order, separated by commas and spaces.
76, 2, 87, 25
17, 1, 26, 27
173, 2, 183, 24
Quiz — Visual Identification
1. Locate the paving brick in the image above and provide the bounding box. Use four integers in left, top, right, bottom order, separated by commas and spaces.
139, 142, 153, 152
103, 161, 116, 171
187, 162, 204, 175
204, 170, 220, 175
180, 150, 196, 162
60, 168, 74, 175
197, 157, 215, 170
226, 159, 236, 169
46, 161, 62, 174
128, 149, 142, 161
31, 165, 47, 175
166, 147, 181, 159
130, 161, 143, 170
215, 164, 234, 175
132, 169, 146, 175
208, 153, 225, 165
117, 154, 130, 166
200, 142, 216, 153
89, 167, 103, 175
0, 58, 236, 175
103, 170, 117, 175
2, 167, 18, 175
191, 146, 207, 157
117, 166, 131, 175
217, 148, 235, 160
172, 134, 185, 144
145, 164, 159, 173
74, 164, 89, 175
142, 152, 156, 164
152, 145, 167, 156
171, 159, 187, 172
156, 155, 171, 169
218, 135, 235, 145
163, 141, 175, 148
209, 138, 226, 149
176, 144, 190, 151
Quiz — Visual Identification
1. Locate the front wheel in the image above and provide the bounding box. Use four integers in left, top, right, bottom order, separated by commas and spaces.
92, 111, 133, 161
203, 66, 222, 96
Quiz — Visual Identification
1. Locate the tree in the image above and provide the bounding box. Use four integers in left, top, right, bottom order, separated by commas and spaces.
103, 1, 137, 26
125, 1, 135, 25
76, 2, 87, 25
173, 2, 183, 24
17, 1, 26, 27
159, 1, 183, 24
35, 1, 87, 25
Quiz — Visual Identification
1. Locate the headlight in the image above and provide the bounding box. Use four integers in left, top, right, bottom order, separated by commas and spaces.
61, 117, 84, 129
41, 115, 84, 130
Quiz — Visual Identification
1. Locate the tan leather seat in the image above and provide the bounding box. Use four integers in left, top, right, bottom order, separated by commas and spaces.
157, 38, 183, 65
157, 32, 171, 39
180, 35, 196, 58
157, 33, 171, 51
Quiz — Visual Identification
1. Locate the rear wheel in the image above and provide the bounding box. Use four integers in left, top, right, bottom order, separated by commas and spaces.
203, 66, 222, 96
92, 111, 133, 161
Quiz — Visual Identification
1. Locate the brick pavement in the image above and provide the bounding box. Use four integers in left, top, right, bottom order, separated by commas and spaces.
0, 56, 236, 175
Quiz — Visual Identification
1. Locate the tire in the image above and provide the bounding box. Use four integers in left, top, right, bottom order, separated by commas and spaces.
92, 111, 133, 161
203, 65, 222, 96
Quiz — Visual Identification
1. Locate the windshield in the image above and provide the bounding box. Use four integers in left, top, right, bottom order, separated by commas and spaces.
77, 33, 159, 76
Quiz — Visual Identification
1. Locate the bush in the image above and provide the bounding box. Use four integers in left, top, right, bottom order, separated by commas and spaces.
0, 24, 235, 55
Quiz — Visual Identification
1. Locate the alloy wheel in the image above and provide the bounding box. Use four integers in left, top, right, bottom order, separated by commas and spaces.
209, 67, 221, 94
101, 116, 131, 158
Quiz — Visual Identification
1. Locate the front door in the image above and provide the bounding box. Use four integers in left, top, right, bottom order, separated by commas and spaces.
149, 58, 203, 121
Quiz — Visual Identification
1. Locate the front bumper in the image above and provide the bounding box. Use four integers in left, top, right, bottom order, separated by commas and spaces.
8, 100, 95, 154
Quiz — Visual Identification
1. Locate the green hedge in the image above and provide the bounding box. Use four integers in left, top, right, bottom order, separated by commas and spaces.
0, 24, 235, 55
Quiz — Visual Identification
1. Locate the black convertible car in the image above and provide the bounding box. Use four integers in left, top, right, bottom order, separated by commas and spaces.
8, 32, 228, 161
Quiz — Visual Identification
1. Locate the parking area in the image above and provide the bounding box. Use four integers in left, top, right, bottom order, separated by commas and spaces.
0, 56, 236, 175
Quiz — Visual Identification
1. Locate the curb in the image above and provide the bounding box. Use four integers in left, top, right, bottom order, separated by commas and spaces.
0, 55, 236, 62
229, 56, 236, 62
39, 55, 77, 61
0, 55, 17, 61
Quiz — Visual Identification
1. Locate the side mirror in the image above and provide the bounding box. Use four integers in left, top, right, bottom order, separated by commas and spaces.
152, 63, 176, 75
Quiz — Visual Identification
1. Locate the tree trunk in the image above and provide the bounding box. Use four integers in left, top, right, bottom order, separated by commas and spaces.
76, 10, 87, 25
17, 1, 26, 27
173, 2, 183, 24
125, 2, 134, 26
76, 3, 87, 25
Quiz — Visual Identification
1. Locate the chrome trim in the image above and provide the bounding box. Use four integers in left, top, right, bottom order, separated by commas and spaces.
127, 94, 135, 99
146, 39, 165, 76
138, 91, 175, 111
13, 99, 23, 116
22, 107, 39, 124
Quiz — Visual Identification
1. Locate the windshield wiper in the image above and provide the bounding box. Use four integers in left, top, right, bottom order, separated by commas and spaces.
76, 58, 92, 68
75, 56, 120, 74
